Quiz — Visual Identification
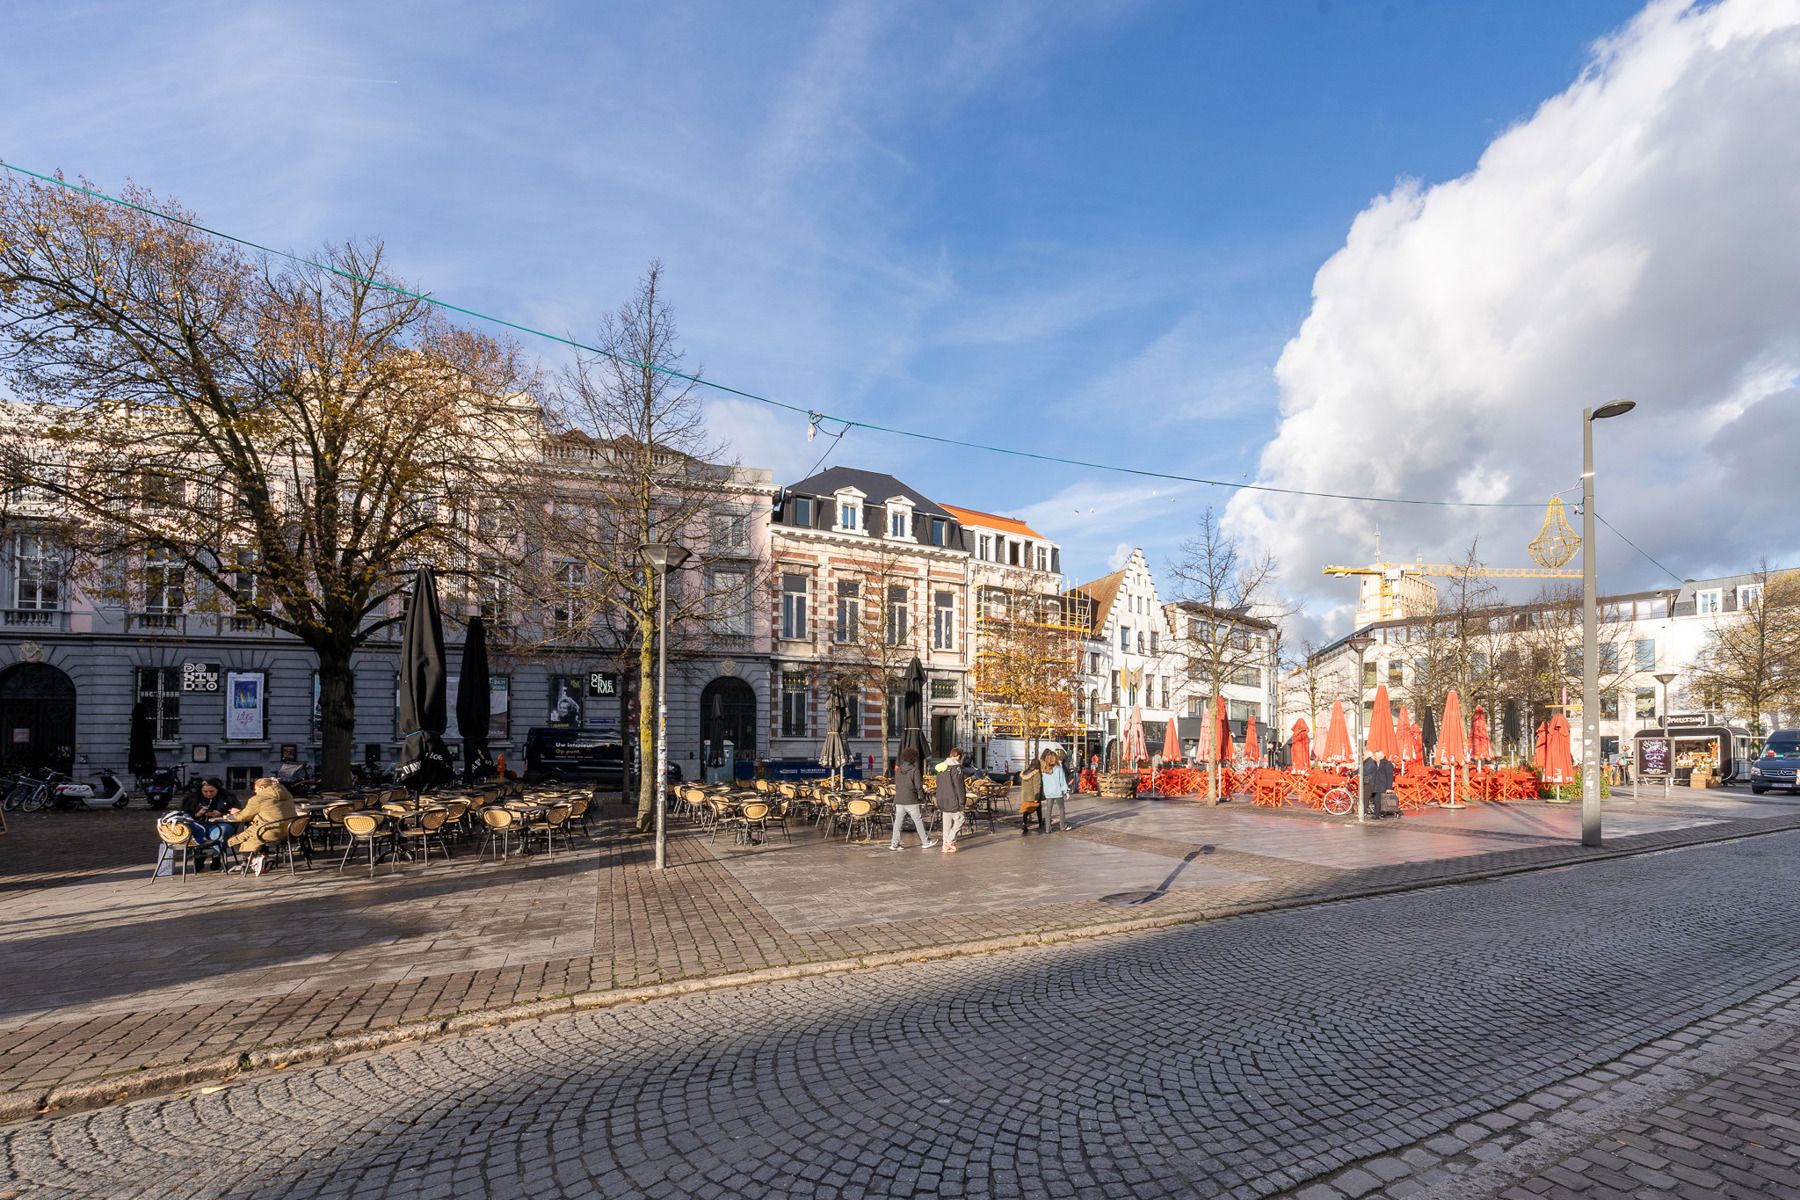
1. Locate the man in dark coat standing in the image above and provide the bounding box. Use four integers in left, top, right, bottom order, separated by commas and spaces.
1360, 748, 1395, 818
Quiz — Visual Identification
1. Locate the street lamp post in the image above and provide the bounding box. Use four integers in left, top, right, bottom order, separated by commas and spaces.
1348, 631, 1374, 823
639, 541, 690, 871
1654, 670, 1678, 804
1581, 399, 1636, 847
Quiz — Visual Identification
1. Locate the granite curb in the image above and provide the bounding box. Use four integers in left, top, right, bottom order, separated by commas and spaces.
8, 809, 1800, 1128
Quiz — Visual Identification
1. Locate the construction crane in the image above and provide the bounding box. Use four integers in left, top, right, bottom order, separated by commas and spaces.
1322, 499, 1582, 624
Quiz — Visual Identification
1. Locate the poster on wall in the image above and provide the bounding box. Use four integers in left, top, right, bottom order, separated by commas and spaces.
547, 676, 586, 728
225, 671, 266, 741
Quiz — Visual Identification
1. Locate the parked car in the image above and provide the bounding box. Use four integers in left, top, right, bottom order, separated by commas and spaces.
522, 728, 681, 789
1749, 729, 1800, 795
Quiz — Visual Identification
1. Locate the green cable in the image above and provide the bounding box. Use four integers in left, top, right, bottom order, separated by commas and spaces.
1, 158, 1552, 511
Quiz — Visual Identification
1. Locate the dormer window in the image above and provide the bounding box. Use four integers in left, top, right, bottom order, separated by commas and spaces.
885, 497, 915, 541
790, 496, 813, 527
832, 487, 867, 535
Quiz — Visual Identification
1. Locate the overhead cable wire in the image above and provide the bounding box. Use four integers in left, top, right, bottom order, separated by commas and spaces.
1593, 511, 1686, 586
2, 160, 1551, 511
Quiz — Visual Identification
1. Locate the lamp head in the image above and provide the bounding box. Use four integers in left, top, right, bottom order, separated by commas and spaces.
638, 542, 691, 572
1591, 399, 1636, 421
1653, 671, 1677, 685
1346, 632, 1374, 654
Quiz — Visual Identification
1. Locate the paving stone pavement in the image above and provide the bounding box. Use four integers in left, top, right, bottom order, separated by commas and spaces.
3, 787, 1799, 1122
4, 830, 1800, 1198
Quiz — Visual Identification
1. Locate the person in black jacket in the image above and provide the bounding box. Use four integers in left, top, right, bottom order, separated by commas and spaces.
1360, 750, 1395, 817
888, 747, 936, 850
934, 747, 967, 853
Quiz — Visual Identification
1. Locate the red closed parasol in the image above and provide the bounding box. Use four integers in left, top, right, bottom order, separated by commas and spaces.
1435, 691, 1467, 765
1470, 704, 1492, 761
1120, 704, 1148, 769
1243, 714, 1261, 763
1159, 716, 1182, 763
1396, 704, 1415, 766
1366, 684, 1400, 759
1290, 719, 1311, 769
1322, 700, 1353, 763
1543, 713, 1575, 784
1216, 695, 1236, 762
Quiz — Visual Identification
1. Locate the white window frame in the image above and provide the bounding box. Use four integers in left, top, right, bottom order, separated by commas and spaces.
932, 590, 955, 650
1696, 588, 1723, 615
1739, 584, 1764, 610
835, 579, 860, 644
780, 572, 808, 640
834, 488, 866, 535
12, 535, 62, 611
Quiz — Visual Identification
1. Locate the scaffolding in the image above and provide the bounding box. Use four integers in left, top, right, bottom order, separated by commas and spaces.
972, 585, 1091, 742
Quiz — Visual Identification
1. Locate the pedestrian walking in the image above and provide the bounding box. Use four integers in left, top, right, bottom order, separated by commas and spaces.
1040, 749, 1071, 831
888, 746, 936, 850
1019, 757, 1045, 835
935, 746, 967, 853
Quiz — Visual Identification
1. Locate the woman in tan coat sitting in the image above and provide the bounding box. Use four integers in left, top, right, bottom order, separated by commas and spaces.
225, 777, 298, 870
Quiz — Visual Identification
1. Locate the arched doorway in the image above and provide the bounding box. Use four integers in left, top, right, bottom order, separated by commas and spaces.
699, 676, 757, 772
0, 662, 77, 774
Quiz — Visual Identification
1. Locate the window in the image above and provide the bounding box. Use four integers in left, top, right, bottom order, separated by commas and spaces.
12, 535, 62, 611
930, 678, 957, 701
837, 499, 860, 532
1696, 588, 1723, 615
886, 585, 908, 646
1564, 647, 1581, 676
1119, 625, 1131, 652
1110, 671, 1120, 706
475, 557, 507, 626
1636, 687, 1656, 719
1227, 699, 1259, 724
136, 666, 182, 742
1137, 632, 1146, 654
1229, 666, 1259, 689
781, 672, 809, 737
1149, 630, 1159, 654
790, 496, 813, 527
142, 549, 185, 620
835, 580, 860, 644
707, 568, 749, 636
930, 518, 948, 547
229, 549, 263, 630
711, 510, 749, 550
1388, 662, 1403, 688
841, 688, 862, 737
1189, 696, 1204, 716
780, 573, 808, 640
1601, 691, 1619, 719
1598, 643, 1619, 673
1362, 661, 1377, 689
1739, 584, 1764, 610
932, 591, 955, 650
552, 561, 586, 632
1035, 546, 1049, 571
978, 535, 990, 561
888, 507, 911, 539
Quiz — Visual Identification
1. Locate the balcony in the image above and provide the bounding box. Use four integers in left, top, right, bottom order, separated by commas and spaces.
2, 608, 68, 632
129, 611, 188, 633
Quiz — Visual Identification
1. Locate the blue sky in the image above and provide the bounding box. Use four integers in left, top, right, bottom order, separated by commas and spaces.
7, 1, 1795, 627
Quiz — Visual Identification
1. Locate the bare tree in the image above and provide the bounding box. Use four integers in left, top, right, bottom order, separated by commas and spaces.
1491, 585, 1631, 749
0, 174, 532, 785
519, 262, 761, 830
1404, 543, 1506, 723
1684, 562, 1800, 736
808, 538, 933, 773
1284, 640, 1356, 752
1166, 507, 1282, 802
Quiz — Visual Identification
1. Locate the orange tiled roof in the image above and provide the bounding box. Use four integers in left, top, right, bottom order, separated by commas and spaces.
941, 503, 1043, 539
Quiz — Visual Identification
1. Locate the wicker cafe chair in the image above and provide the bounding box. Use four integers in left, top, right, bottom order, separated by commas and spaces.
258, 815, 314, 875
398, 807, 455, 865
842, 797, 877, 843
152, 820, 202, 881
565, 796, 593, 839
338, 812, 393, 876
526, 803, 573, 857
479, 806, 520, 859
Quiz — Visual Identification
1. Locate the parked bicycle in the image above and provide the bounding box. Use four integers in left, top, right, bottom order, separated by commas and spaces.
4, 769, 69, 813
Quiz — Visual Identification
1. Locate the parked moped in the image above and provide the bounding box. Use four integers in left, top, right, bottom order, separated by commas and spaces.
51, 772, 131, 811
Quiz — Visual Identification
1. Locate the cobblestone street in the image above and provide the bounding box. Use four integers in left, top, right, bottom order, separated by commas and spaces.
6, 827, 1800, 1198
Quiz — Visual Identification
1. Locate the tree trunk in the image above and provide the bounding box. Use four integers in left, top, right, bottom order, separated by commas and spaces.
634, 626, 658, 831
878, 692, 892, 776
316, 644, 357, 788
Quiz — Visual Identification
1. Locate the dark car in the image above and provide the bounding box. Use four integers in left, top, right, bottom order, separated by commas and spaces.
522, 728, 681, 789
1750, 730, 1800, 795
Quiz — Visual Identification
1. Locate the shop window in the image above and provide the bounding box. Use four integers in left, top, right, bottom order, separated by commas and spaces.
780, 573, 808, 640
135, 666, 182, 742
781, 672, 809, 737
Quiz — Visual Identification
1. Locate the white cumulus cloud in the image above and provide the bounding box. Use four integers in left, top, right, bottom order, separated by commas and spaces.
1228, 0, 1800, 637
